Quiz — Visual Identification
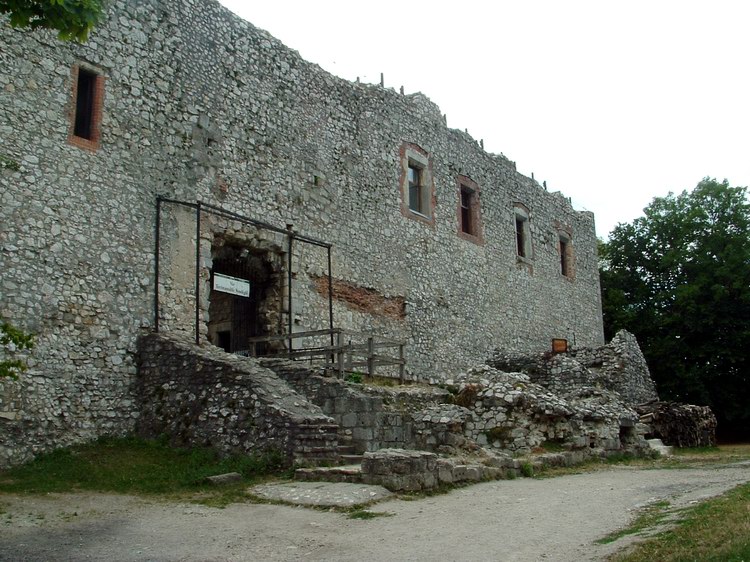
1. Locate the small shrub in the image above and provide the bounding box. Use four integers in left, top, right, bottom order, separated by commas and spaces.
0, 154, 21, 172
0, 322, 35, 379
345, 372, 363, 384
520, 461, 534, 477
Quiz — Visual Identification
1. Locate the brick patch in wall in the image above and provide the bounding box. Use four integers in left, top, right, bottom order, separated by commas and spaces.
313, 276, 406, 320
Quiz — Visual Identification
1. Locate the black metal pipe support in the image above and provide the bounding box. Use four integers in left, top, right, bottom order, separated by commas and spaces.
328, 246, 334, 347
195, 201, 202, 345
287, 226, 294, 353
154, 197, 161, 332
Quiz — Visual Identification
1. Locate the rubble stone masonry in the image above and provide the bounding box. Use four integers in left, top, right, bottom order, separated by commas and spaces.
1, 0, 603, 465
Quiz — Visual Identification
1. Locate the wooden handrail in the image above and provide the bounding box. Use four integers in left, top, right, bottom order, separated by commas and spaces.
237, 329, 407, 383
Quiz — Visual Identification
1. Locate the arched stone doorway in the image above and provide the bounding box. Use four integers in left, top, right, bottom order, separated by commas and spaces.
207, 242, 282, 354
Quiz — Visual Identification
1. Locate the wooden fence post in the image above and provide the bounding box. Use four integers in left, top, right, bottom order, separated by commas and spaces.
399, 343, 405, 384
367, 336, 374, 379
336, 331, 344, 378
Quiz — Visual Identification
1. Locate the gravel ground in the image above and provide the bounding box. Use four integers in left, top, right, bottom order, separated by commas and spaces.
1, 462, 749, 562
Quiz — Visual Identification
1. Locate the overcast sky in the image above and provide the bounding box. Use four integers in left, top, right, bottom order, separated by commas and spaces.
217, 0, 749, 238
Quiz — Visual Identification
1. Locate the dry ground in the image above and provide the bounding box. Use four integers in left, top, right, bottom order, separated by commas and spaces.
1, 461, 749, 561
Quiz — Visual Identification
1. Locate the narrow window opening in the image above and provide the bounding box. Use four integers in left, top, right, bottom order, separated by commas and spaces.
408, 164, 423, 214
560, 238, 569, 276
460, 186, 473, 235
74, 68, 97, 140
400, 143, 433, 223
516, 216, 526, 258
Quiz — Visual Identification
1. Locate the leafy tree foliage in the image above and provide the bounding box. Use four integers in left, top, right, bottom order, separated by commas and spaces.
0, 322, 34, 379
1, 0, 103, 42
600, 179, 750, 437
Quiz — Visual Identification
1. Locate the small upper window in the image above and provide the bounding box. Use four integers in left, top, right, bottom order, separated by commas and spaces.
460, 187, 472, 234
456, 175, 483, 244
514, 204, 532, 259
74, 68, 97, 139
399, 143, 434, 224
559, 232, 574, 278
69, 64, 104, 151
408, 164, 423, 214
516, 217, 526, 257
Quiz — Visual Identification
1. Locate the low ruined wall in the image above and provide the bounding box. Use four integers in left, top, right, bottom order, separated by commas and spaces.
262, 358, 648, 457
136, 333, 338, 463
489, 330, 658, 407
361, 448, 527, 491
448, 365, 646, 454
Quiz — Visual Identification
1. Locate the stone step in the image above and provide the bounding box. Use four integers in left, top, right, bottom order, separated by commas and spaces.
295, 464, 363, 484
340, 454, 364, 465
335, 444, 357, 455
647, 438, 673, 457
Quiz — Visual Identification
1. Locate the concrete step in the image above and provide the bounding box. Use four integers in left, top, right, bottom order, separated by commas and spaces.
295, 464, 363, 484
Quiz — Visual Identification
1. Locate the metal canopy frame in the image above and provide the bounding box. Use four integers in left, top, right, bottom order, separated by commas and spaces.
154, 196, 334, 348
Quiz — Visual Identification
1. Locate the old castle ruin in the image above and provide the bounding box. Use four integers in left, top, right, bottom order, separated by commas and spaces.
1, 0, 705, 472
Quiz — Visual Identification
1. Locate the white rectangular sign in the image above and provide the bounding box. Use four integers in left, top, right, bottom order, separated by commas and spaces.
213, 273, 250, 297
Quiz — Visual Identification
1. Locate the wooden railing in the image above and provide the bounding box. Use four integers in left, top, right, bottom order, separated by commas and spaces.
238, 329, 406, 383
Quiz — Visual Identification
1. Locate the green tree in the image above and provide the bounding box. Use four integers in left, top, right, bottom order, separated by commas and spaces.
0, 322, 35, 379
600, 178, 750, 437
1, 0, 103, 42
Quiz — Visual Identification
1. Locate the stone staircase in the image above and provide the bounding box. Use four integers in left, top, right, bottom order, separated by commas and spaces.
295, 431, 365, 483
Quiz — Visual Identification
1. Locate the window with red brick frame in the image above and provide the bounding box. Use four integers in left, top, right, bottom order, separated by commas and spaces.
456, 175, 483, 244
68, 64, 104, 151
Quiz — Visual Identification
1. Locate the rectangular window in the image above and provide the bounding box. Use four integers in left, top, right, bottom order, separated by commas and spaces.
400, 143, 433, 224
516, 216, 527, 258
456, 176, 483, 244
460, 187, 472, 235
408, 164, 423, 214
69, 64, 104, 151
74, 68, 97, 140
559, 233, 573, 278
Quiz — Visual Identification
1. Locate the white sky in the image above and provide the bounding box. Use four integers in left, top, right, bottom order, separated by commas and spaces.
217, 0, 749, 238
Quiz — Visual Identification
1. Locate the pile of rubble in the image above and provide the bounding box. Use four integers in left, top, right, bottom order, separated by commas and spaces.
637, 401, 717, 447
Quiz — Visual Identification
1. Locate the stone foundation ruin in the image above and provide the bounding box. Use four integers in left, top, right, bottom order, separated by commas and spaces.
131, 328, 712, 491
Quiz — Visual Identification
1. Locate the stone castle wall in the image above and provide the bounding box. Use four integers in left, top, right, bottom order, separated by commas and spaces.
1, 0, 604, 465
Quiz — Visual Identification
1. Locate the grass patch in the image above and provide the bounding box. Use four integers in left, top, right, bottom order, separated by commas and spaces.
347, 509, 393, 520
0, 436, 285, 500
596, 500, 671, 544
669, 443, 750, 465
612, 481, 750, 561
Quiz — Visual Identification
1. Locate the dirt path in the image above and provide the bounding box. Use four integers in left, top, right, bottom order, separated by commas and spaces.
1, 462, 749, 562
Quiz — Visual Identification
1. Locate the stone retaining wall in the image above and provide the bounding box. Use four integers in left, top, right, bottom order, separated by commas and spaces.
136, 333, 338, 463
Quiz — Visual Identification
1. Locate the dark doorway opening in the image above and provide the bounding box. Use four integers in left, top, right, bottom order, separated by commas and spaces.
207, 244, 277, 354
